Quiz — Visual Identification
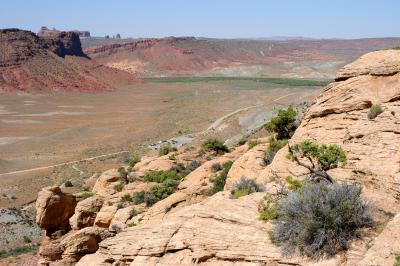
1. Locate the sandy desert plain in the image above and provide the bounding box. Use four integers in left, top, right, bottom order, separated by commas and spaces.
0, 77, 324, 208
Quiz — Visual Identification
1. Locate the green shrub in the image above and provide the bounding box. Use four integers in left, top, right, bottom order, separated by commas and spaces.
210, 161, 233, 194
64, 180, 73, 187
114, 183, 124, 192
134, 191, 145, 204
159, 143, 176, 156
230, 176, 265, 199
121, 194, 133, 203
143, 170, 184, 183
264, 137, 288, 164
202, 139, 229, 154
211, 162, 222, 172
273, 182, 372, 259
265, 107, 297, 140
129, 208, 138, 218
81, 192, 93, 200
258, 192, 285, 221
394, 255, 400, 266
237, 137, 247, 146
186, 160, 201, 172
285, 176, 303, 191
368, 104, 383, 119
118, 167, 128, 183
128, 156, 141, 167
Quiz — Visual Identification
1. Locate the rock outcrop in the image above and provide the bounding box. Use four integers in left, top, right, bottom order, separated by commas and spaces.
69, 196, 104, 230
0, 28, 135, 92
35, 186, 76, 234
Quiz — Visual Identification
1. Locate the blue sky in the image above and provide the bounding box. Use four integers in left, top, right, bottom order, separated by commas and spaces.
1, 0, 399, 39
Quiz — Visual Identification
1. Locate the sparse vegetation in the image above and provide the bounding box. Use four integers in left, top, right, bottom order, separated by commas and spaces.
134, 191, 145, 204
80, 192, 93, 200
285, 175, 303, 191
127, 156, 141, 167
159, 143, 177, 156
64, 180, 73, 187
209, 161, 233, 194
0, 244, 38, 258
265, 106, 297, 140
211, 162, 222, 172
202, 138, 229, 154
288, 140, 346, 183
114, 183, 124, 192
121, 194, 133, 203
247, 139, 258, 149
259, 192, 285, 221
264, 137, 288, 165
143, 170, 184, 183
238, 137, 247, 145
129, 208, 138, 218
368, 104, 383, 119
230, 176, 265, 199
118, 167, 129, 183
394, 255, 400, 266
23, 236, 32, 243
273, 182, 372, 259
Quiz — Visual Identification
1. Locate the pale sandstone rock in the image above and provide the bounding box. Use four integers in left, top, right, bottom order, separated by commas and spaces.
36, 186, 76, 233
224, 142, 269, 191
60, 226, 114, 263
132, 155, 175, 177
109, 206, 137, 231
94, 204, 118, 228
69, 195, 104, 230
92, 169, 120, 196
356, 213, 400, 266
336, 49, 400, 80
84, 173, 100, 189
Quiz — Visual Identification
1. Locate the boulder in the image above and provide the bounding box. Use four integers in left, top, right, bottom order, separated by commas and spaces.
92, 169, 120, 196
94, 204, 118, 228
35, 186, 76, 233
109, 206, 137, 231
60, 227, 114, 263
69, 195, 104, 230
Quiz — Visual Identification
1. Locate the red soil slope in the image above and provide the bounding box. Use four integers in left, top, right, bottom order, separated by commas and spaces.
0, 29, 135, 92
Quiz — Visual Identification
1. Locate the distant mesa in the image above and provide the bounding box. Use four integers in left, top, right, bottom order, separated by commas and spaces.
38, 26, 90, 38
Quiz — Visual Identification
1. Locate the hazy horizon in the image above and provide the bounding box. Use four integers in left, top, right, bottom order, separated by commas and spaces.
1, 0, 400, 39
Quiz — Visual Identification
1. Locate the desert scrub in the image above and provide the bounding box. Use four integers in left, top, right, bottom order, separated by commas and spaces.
209, 161, 233, 194
159, 143, 177, 156
264, 136, 288, 164
367, 104, 383, 119
247, 139, 259, 149
237, 137, 247, 146
285, 175, 303, 191
265, 106, 297, 140
114, 183, 124, 192
118, 167, 129, 183
230, 176, 265, 199
395, 255, 400, 266
134, 191, 145, 204
143, 170, 184, 183
127, 156, 140, 167
259, 193, 280, 221
273, 182, 372, 259
211, 162, 222, 172
121, 194, 133, 203
80, 191, 93, 200
202, 138, 229, 154
64, 180, 73, 187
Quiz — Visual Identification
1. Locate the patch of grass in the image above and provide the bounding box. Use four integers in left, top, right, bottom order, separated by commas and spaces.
202, 138, 229, 155
209, 161, 233, 194
285, 176, 303, 191
64, 180, 73, 187
368, 104, 383, 119
230, 176, 265, 199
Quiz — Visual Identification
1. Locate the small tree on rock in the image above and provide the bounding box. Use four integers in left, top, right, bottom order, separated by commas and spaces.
288, 140, 346, 183
265, 107, 297, 140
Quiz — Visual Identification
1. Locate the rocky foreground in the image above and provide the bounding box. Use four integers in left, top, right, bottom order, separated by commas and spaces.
33, 50, 400, 265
